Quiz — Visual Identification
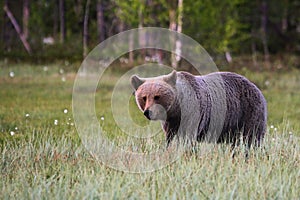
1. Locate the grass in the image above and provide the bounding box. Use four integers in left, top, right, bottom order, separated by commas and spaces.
0, 62, 299, 199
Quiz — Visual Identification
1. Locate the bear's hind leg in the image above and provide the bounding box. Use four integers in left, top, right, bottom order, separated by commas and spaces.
242, 120, 266, 159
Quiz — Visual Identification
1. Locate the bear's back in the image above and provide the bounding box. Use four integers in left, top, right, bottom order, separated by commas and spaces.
206, 72, 267, 144
176, 71, 267, 144
201, 72, 266, 105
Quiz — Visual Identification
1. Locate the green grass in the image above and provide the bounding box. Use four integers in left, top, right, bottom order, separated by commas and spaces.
0, 63, 299, 199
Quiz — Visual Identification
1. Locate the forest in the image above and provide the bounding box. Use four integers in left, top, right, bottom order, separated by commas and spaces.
1, 0, 299, 68
1, 1, 300, 199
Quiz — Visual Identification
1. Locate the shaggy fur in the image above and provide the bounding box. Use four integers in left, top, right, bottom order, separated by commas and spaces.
131, 70, 267, 149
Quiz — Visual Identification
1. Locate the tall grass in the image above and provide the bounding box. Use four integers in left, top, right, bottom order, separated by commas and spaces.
0, 63, 299, 199
1, 127, 299, 199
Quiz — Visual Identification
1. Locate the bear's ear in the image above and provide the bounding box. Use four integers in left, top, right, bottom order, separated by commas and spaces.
163, 70, 177, 86
131, 75, 145, 90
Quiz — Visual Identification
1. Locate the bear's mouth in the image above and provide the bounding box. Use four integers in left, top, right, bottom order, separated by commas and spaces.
143, 105, 167, 121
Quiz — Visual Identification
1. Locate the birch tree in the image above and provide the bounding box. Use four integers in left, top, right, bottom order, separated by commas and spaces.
83, 0, 91, 58
59, 0, 65, 43
97, 0, 105, 43
3, 0, 31, 54
168, 0, 183, 69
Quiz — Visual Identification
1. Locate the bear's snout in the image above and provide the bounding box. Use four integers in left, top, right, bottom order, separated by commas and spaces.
144, 110, 152, 120
143, 104, 167, 121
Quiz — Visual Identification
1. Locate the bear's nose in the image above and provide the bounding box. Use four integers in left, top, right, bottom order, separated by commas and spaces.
144, 110, 152, 120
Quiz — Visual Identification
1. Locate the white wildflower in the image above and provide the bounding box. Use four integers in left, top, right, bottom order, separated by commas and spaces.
9, 71, 15, 78
65, 60, 69, 66
264, 80, 270, 86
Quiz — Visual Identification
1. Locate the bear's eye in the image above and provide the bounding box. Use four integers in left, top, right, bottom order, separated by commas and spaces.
142, 96, 147, 102
154, 95, 160, 101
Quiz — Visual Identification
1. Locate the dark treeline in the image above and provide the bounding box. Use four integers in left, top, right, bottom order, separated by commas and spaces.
0, 0, 299, 66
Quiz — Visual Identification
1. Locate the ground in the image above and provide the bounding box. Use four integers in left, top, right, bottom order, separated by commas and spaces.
0, 62, 299, 199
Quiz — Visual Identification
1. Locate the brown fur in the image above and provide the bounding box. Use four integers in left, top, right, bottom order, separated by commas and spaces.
131, 70, 267, 149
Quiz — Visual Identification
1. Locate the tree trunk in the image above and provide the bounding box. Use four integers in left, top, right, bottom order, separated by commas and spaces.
3, 3, 31, 54
177, 0, 183, 33
169, 7, 176, 31
261, 1, 270, 65
225, 51, 232, 63
175, 0, 183, 67
22, 0, 29, 40
281, 3, 288, 33
53, 0, 58, 39
128, 30, 134, 65
169, 0, 178, 68
97, 0, 105, 43
83, 0, 91, 58
59, 0, 65, 43
251, 28, 258, 68
138, 2, 145, 61
2, 0, 8, 47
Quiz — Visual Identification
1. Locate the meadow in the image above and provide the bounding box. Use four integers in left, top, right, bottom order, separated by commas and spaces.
0, 62, 299, 199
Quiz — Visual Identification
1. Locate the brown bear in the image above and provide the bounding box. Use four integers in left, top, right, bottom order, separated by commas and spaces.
131, 70, 267, 150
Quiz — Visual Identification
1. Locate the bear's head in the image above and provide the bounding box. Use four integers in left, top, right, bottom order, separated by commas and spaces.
131, 70, 177, 121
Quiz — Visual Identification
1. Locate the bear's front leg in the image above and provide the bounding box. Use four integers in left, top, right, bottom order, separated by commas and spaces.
163, 117, 180, 148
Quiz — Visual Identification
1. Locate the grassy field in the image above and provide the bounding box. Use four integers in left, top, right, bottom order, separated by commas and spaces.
0, 62, 299, 199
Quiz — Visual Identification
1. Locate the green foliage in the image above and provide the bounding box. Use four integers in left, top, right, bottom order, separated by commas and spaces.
1, 0, 299, 61
183, 0, 250, 55
114, 0, 169, 27
114, 0, 142, 27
